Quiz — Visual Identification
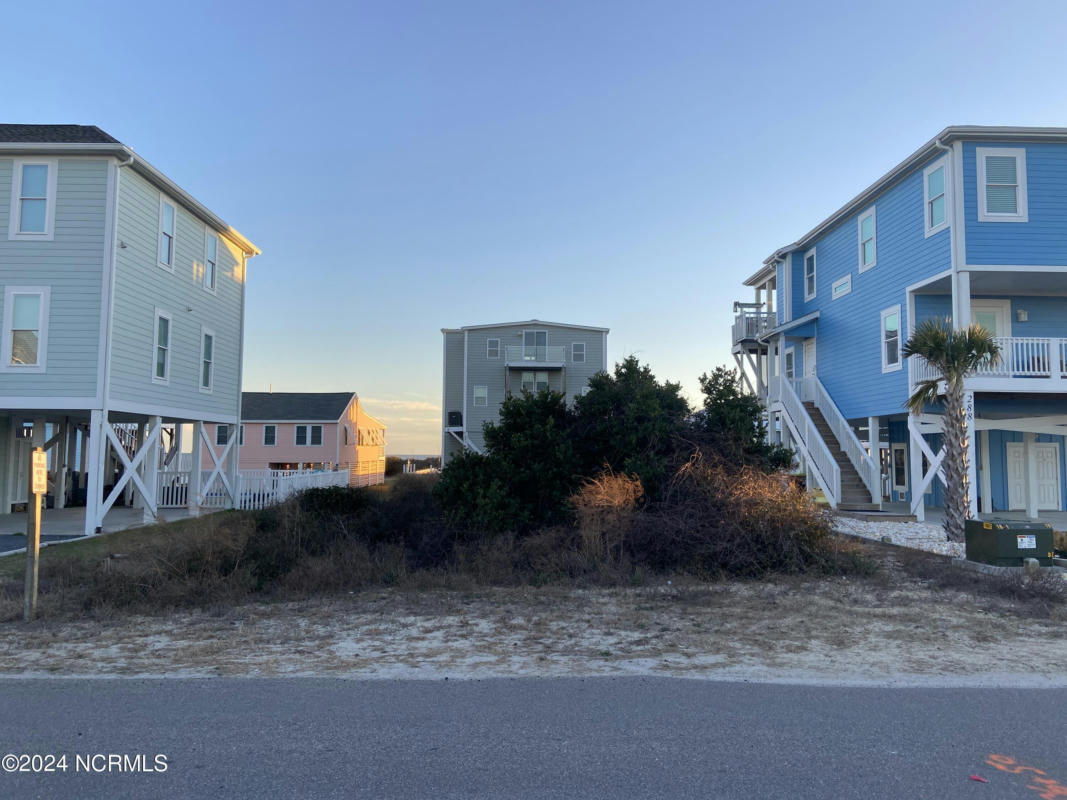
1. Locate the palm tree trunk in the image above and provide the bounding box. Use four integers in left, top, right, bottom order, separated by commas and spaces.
941, 377, 971, 542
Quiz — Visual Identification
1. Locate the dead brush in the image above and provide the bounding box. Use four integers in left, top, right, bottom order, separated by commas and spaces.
629, 450, 856, 577
570, 470, 644, 563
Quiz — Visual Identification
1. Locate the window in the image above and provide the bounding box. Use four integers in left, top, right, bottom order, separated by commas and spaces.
1, 287, 50, 372
832, 275, 852, 299
204, 231, 218, 292
923, 157, 949, 236
572, 342, 586, 363
152, 309, 172, 383
473, 385, 488, 406
239, 425, 245, 446
159, 198, 176, 268
976, 147, 1028, 222
784, 348, 795, 380
857, 208, 876, 270
294, 425, 323, 446
343, 426, 349, 445
891, 444, 908, 492
881, 305, 902, 373
9, 160, 57, 240
803, 248, 816, 301
522, 330, 547, 360
486, 338, 500, 359
263, 425, 277, 446
216, 424, 229, 446
200, 329, 214, 392
521, 371, 549, 392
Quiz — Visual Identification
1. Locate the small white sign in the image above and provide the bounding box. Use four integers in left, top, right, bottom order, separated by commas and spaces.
31, 450, 47, 496
1017, 535, 1036, 550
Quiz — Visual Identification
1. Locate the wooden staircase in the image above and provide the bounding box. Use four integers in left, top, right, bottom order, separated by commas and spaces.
803, 401, 878, 511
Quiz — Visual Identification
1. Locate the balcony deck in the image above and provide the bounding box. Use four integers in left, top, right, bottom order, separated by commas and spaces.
731, 310, 775, 346
504, 345, 567, 368
910, 336, 1067, 392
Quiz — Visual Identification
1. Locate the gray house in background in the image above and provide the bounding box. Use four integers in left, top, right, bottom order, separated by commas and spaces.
441, 319, 609, 464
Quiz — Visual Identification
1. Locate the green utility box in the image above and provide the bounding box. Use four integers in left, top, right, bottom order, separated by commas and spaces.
964, 520, 1055, 567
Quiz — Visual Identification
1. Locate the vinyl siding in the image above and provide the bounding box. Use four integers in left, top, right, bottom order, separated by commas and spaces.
792, 155, 952, 420
445, 324, 607, 454
964, 141, 1067, 266
0, 157, 108, 398
108, 168, 243, 420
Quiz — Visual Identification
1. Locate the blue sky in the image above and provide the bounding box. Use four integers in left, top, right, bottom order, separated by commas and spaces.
5, 0, 1067, 452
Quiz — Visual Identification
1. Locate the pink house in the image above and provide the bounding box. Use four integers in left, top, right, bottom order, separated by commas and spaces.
203, 392, 386, 486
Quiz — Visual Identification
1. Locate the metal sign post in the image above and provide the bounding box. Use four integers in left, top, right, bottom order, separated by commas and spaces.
24, 447, 46, 622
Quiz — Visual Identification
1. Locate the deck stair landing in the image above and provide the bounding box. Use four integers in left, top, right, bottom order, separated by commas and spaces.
803, 401, 878, 511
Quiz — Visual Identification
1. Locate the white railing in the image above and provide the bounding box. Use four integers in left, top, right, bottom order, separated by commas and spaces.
768, 377, 841, 508
910, 336, 1067, 385
194, 468, 352, 511
504, 345, 568, 363
731, 310, 775, 344
807, 377, 880, 501
157, 469, 190, 508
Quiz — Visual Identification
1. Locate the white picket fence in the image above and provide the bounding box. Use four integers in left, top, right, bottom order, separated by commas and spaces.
158, 468, 351, 511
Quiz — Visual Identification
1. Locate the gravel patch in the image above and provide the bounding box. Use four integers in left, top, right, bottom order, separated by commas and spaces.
835, 516, 965, 558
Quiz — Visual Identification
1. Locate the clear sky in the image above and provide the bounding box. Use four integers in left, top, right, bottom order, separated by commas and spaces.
5, 0, 1066, 453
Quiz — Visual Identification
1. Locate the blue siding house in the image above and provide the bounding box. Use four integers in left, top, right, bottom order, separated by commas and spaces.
732, 126, 1067, 521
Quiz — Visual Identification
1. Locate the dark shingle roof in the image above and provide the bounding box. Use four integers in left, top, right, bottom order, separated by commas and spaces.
0, 124, 119, 144
241, 392, 354, 421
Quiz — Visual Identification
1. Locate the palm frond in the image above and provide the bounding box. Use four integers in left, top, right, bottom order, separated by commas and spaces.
905, 380, 941, 415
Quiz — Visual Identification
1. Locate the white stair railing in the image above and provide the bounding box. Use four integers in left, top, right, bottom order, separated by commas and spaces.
808, 377, 880, 502
768, 377, 841, 508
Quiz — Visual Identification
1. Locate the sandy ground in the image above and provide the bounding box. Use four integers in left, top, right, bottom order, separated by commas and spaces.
2, 547, 1065, 687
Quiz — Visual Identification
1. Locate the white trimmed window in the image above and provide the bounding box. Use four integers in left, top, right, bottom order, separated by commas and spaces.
152, 309, 172, 383
216, 424, 229, 446
572, 342, 586, 363
239, 425, 245, 446
486, 338, 500, 359
976, 147, 1028, 222
891, 444, 908, 492
263, 425, 277, 446
857, 207, 876, 270
881, 305, 902, 373
1, 287, 50, 372
295, 424, 323, 446
803, 248, 816, 300
9, 159, 57, 240
473, 385, 488, 406
200, 328, 214, 392
521, 371, 549, 392
204, 231, 218, 292
159, 198, 176, 268
784, 347, 795, 380
832, 275, 852, 300
923, 156, 950, 236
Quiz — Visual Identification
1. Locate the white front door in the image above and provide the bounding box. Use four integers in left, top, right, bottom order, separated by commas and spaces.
1005, 441, 1061, 511
803, 339, 816, 378
971, 300, 1010, 337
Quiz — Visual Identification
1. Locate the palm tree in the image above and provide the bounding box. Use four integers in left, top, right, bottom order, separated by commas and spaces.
902, 318, 1000, 542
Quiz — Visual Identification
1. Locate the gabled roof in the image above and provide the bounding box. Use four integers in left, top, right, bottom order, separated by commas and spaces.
241, 392, 354, 422
0, 123, 259, 255
0, 124, 119, 143
442, 319, 609, 333
746, 125, 1067, 284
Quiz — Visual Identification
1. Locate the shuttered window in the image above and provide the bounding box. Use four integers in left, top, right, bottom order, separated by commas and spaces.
977, 148, 1027, 222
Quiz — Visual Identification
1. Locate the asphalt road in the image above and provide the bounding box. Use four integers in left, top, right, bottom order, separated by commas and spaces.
0, 677, 1063, 799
